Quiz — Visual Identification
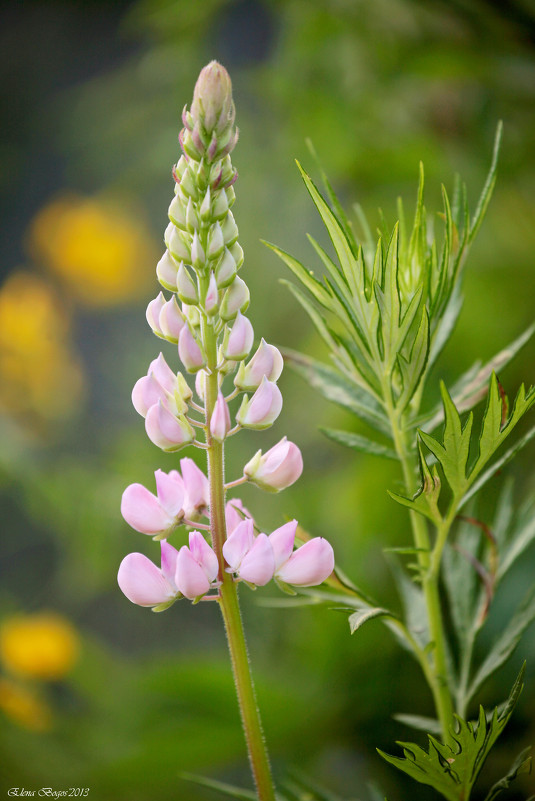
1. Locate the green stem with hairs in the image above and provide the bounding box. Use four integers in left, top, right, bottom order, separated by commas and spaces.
201, 300, 276, 801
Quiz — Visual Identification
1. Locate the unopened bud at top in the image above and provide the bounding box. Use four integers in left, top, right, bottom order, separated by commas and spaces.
191, 61, 234, 137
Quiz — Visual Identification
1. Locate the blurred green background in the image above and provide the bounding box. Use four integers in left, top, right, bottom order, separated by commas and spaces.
1, 1, 534, 799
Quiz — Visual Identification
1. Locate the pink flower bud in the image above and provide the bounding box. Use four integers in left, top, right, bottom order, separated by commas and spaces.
190, 231, 206, 270
275, 538, 334, 587
167, 225, 191, 263
207, 222, 225, 260
204, 271, 219, 316
156, 250, 179, 291
150, 352, 177, 394
146, 292, 166, 336
237, 533, 275, 586
180, 457, 209, 519
221, 211, 239, 247
131, 373, 168, 418
145, 400, 194, 451
225, 499, 253, 535
220, 276, 250, 321
223, 518, 255, 571
191, 61, 234, 134
244, 437, 303, 492
234, 339, 283, 391
215, 247, 237, 288
177, 263, 199, 305
178, 324, 206, 372
210, 391, 231, 441
159, 296, 185, 342
175, 532, 219, 600
118, 543, 179, 608
223, 311, 254, 361
236, 377, 282, 429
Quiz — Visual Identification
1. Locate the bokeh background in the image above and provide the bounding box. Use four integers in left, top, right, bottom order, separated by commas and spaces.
1, 1, 535, 799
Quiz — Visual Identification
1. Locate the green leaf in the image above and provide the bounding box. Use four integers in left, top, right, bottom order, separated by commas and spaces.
179, 772, 258, 800
282, 347, 391, 436
296, 161, 359, 297
467, 585, 535, 701
321, 428, 398, 460
442, 517, 483, 650
468, 121, 503, 244
386, 555, 429, 649
284, 768, 347, 801
280, 279, 339, 355
374, 224, 401, 366
393, 713, 442, 736
397, 307, 429, 411
263, 240, 334, 311
460, 422, 535, 508
497, 496, 535, 580
483, 745, 532, 801
380, 664, 525, 801
417, 322, 535, 432
349, 607, 394, 634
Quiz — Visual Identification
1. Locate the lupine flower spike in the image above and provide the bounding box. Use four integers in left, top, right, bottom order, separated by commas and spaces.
117, 61, 335, 799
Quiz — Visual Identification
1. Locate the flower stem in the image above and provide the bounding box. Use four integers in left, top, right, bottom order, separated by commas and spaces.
202, 306, 276, 801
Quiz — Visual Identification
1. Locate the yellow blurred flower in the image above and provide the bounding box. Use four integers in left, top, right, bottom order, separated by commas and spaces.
0, 612, 80, 681
29, 194, 156, 307
0, 677, 52, 731
0, 271, 84, 421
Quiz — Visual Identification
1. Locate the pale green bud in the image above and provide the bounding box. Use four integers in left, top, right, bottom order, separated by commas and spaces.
191, 61, 234, 135
177, 263, 199, 305
215, 247, 237, 288
220, 276, 250, 321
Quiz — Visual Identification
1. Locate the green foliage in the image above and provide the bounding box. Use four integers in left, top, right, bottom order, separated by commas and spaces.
379, 666, 527, 801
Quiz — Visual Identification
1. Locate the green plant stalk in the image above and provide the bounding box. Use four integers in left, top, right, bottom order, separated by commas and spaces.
201, 299, 276, 801
389, 408, 455, 743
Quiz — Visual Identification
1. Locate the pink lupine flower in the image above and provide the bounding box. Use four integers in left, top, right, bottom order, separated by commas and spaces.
223, 519, 275, 586
118, 541, 179, 607
121, 469, 185, 537
210, 391, 231, 441
244, 436, 303, 492
236, 376, 283, 429
234, 339, 284, 391
237, 534, 275, 586
132, 353, 180, 418
178, 324, 206, 372
145, 400, 194, 451
180, 457, 210, 520
223, 311, 254, 361
275, 537, 334, 587
225, 498, 253, 535
268, 520, 298, 569
176, 531, 219, 600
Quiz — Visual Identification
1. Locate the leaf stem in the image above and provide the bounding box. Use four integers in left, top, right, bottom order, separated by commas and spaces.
388, 403, 455, 742
201, 301, 276, 801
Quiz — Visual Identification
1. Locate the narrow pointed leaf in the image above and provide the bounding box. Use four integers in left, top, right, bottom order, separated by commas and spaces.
321, 428, 398, 460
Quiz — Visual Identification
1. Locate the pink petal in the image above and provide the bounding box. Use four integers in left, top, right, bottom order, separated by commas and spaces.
238, 534, 275, 586
175, 546, 211, 599
155, 469, 185, 517
188, 531, 219, 581
149, 352, 177, 394
276, 538, 334, 587
145, 401, 193, 450
225, 499, 252, 535
210, 391, 231, 440
180, 458, 209, 517
222, 518, 255, 571
118, 552, 175, 607
121, 483, 172, 535
131, 374, 167, 418
269, 520, 297, 570
160, 541, 179, 587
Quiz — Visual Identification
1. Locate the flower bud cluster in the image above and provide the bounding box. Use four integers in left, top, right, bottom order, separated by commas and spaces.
118, 61, 334, 610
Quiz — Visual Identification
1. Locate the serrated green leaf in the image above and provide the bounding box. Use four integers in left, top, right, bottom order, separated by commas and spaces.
321, 428, 397, 460
483, 745, 532, 801
380, 665, 525, 801
417, 322, 535, 432
349, 607, 394, 634
467, 585, 535, 702
397, 307, 429, 411
460, 423, 535, 508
